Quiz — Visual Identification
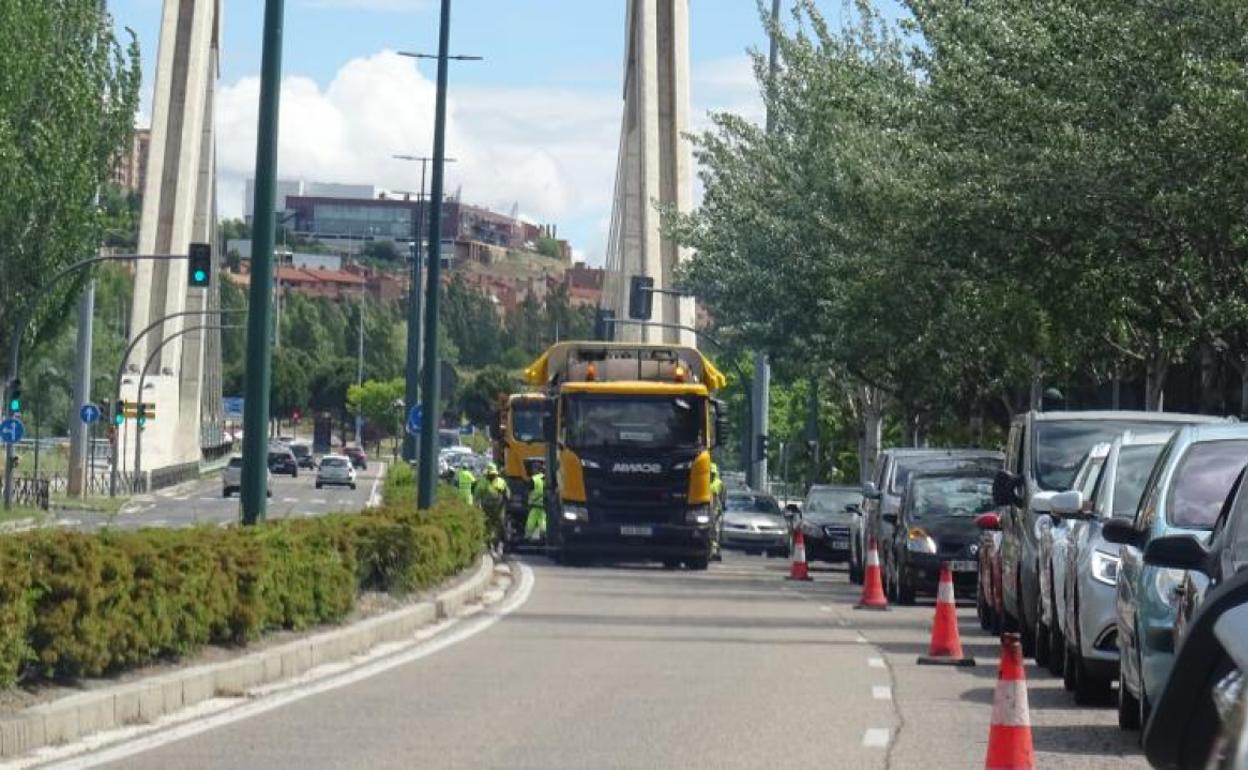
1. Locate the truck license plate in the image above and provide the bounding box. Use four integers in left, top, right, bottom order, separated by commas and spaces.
831, 539, 850, 550
950, 560, 978, 572
620, 525, 653, 537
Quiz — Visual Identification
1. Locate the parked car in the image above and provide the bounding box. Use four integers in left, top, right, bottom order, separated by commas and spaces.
1059, 432, 1171, 704
316, 454, 357, 490
290, 442, 317, 470
1036, 442, 1109, 677
976, 509, 1005, 632
883, 470, 997, 604
221, 455, 271, 498
268, 446, 299, 477
1142, 569, 1248, 769
721, 492, 789, 557
854, 448, 1004, 584
797, 485, 862, 564
994, 410, 1215, 663
344, 445, 368, 470
1103, 423, 1248, 730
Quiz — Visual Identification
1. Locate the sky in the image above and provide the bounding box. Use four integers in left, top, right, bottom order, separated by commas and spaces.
110, 0, 904, 265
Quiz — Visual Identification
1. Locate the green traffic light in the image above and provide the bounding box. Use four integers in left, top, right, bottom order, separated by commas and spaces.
114, 414, 124, 426
7, 398, 18, 413
193, 269, 207, 283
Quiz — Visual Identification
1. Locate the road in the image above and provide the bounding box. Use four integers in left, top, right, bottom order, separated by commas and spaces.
51, 462, 386, 532
90, 552, 1148, 769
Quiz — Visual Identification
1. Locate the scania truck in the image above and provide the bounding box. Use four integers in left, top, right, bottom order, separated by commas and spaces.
492, 392, 548, 548
524, 341, 728, 569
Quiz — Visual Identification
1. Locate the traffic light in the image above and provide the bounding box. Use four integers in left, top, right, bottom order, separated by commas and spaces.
628, 275, 654, 320
594, 308, 616, 341
756, 433, 770, 460
114, 400, 125, 426
6, 378, 21, 414
137, 402, 148, 427
292, 407, 302, 424
188, 242, 212, 288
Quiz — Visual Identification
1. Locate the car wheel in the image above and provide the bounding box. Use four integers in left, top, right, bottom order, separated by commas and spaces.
222, 489, 231, 498
315, 482, 322, 490
1048, 623, 1065, 677
896, 561, 915, 605
1118, 667, 1141, 730
1071, 653, 1110, 706
687, 555, 710, 571
1063, 642, 1078, 692
350, 483, 356, 490
1035, 615, 1051, 669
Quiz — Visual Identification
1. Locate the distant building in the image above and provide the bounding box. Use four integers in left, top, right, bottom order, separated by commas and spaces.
566, 263, 605, 307
243, 179, 377, 223
112, 128, 151, 192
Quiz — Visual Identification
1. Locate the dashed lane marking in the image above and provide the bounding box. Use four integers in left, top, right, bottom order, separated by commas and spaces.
282, 497, 298, 503
872, 685, 892, 701
311, 498, 327, 505
868, 657, 886, 669
862, 728, 891, 748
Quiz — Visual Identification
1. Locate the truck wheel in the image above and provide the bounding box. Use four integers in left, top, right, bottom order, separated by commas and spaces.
662, 558, 681, 570
686, 556, 710, 571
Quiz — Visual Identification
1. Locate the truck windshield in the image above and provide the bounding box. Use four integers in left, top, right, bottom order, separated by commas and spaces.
564, 395, 704, 450
511, 402, 544, 443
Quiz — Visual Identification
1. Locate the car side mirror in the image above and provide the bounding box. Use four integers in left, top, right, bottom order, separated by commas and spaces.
862, 481, 881, 500
992, 470, 1022, 507
882, 512, 898, 526
976, 512, 1001, 532
1101, 517, 1147, 549
1143, 535, 1210, 573
1049, 490, 1085, 518
1032, 490, 1057, 514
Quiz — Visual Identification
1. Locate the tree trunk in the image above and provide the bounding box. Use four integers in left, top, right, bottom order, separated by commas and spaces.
1111, 376, 1121, 410
856, 384, 883, 484
1145, 353, 1168, 412
1199, 343, 1219, 414
1028, 358, 1044, 412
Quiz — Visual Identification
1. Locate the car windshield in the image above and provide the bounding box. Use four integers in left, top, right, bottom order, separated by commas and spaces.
227, 457, 243, 468
511, 402, 544, 443
802, 490, 861, 521
1168, 439, 1248, 529
1035, 420, 1188, 492
908, 476, 996, 519
322, 458, 347, 468
726, 495, 781, 514
1111, 445, 1165, 518
891, 456, 1000, 494
292, 445, 309, 456
564, 395, 703, 450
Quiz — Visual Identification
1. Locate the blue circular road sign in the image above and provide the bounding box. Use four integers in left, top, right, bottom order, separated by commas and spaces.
80, 404, 101, 424
0, 418, 24, 445
406, 405, 423, 435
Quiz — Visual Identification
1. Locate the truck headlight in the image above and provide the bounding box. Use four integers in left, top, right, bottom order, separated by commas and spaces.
580, 458, 601, 470
1090, 550, 1120, 586
686, 505, 712, 525
672, 459, 692, 471
906, 528, 937, 554
562, 504, 589, 523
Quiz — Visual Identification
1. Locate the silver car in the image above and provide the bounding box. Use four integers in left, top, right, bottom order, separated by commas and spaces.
720, 492, 790, 557
222, 455, 271, 498
1036, 442, 1109, 676
316, 455, 357, 490
1058, 432, 1171, 703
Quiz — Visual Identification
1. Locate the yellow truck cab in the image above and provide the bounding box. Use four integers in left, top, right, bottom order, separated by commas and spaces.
492, 393, 548, 545
525, 341, 728, 569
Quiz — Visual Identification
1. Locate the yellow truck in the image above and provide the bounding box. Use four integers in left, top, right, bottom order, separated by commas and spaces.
492, 393, 547, 548
524, 341, 729, 569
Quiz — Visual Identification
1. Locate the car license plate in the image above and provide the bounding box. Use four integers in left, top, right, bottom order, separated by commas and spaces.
950, 560, 978, 572
620, 525, 653, 537
831, 539, 850, 549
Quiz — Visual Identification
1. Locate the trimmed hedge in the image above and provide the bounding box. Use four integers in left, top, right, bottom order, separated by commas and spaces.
0, 471, 483, 687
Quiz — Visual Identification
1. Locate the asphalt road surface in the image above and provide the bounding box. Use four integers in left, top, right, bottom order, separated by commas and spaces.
89, 551, 1149, 770
55, 461, 386, 532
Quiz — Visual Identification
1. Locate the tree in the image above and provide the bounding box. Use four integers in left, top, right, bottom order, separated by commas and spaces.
271, 348, 312, 418
536, 237, 562, 260
346, 378, 404, 439
459, 365, 520, 428
360, 240, 401, 262
0, 1, 141, 365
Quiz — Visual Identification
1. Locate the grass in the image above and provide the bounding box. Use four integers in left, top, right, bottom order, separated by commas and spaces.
50, 494, 130, 515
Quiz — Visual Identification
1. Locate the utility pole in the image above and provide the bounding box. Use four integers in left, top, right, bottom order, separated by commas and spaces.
240, 0, 286, 525
67, 280, 95, 496
750, 0, 782, 493
401, 4, 482, 509
392, 154, 457, 464
355, 301, 364, 442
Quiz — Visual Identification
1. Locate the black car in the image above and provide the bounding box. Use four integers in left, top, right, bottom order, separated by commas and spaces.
290, 443, 317, 470
797, 485, 862, 564
268, 447, 298, 477
884, 470, 996, 604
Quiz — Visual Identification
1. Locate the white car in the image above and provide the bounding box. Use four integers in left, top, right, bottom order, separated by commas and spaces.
222, 456, 272, 498
316, 455, 357, 490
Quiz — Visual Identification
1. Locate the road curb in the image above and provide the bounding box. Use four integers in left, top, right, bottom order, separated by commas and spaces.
0, 553, 497, 760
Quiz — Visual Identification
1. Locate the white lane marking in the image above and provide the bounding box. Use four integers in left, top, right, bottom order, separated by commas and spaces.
819, 605, 833, 612
311, 498, 327, 505
35, 563, 534, 770
862, 728, 891, 748
282, 497, 298, 503
366, 462, 386, 508
868, 657, 886, 669
856, 634, 869, 644
173, 496, 189, 502
872, 685, 892, 701
198, 497, 215, 502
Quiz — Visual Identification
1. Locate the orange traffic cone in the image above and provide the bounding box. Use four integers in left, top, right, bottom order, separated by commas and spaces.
788, 529, 812, 581
984, 633, 1035, 770
854, 537, 888, 610
918, 562, 975, 667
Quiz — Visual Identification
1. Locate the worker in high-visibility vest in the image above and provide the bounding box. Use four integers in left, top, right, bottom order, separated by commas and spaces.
475, 463, 509, 553
456, 465, 476, 506
710, 462, 725, 561
525, 461, 547, 542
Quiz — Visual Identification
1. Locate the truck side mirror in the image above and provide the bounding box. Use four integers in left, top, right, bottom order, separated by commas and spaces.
712, 399, 730, 449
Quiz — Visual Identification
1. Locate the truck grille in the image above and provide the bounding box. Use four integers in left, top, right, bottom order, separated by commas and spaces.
583, 466, 690, 525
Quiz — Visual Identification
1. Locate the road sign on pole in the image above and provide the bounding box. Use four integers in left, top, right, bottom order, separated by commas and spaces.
79, 404, 101, 424
406, 404, 423, 435
0, 418, 24, 445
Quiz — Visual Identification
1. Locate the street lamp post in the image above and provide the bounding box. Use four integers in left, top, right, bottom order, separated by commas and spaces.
397, 13, 481, 508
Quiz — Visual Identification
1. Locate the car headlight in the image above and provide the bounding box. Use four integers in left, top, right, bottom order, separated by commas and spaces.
906, 528, 937, 554
1090, 550, 1120, 586
686, 504, 712, 525
562, 504, 589, 523
1154, 567, 1186, 609
580, 458, 601, 470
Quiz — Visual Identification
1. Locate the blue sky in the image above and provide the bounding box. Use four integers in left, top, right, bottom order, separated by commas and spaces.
110, 0, 904, 264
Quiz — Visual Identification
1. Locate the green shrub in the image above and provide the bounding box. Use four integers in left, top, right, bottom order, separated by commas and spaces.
0, 540, 33, 687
